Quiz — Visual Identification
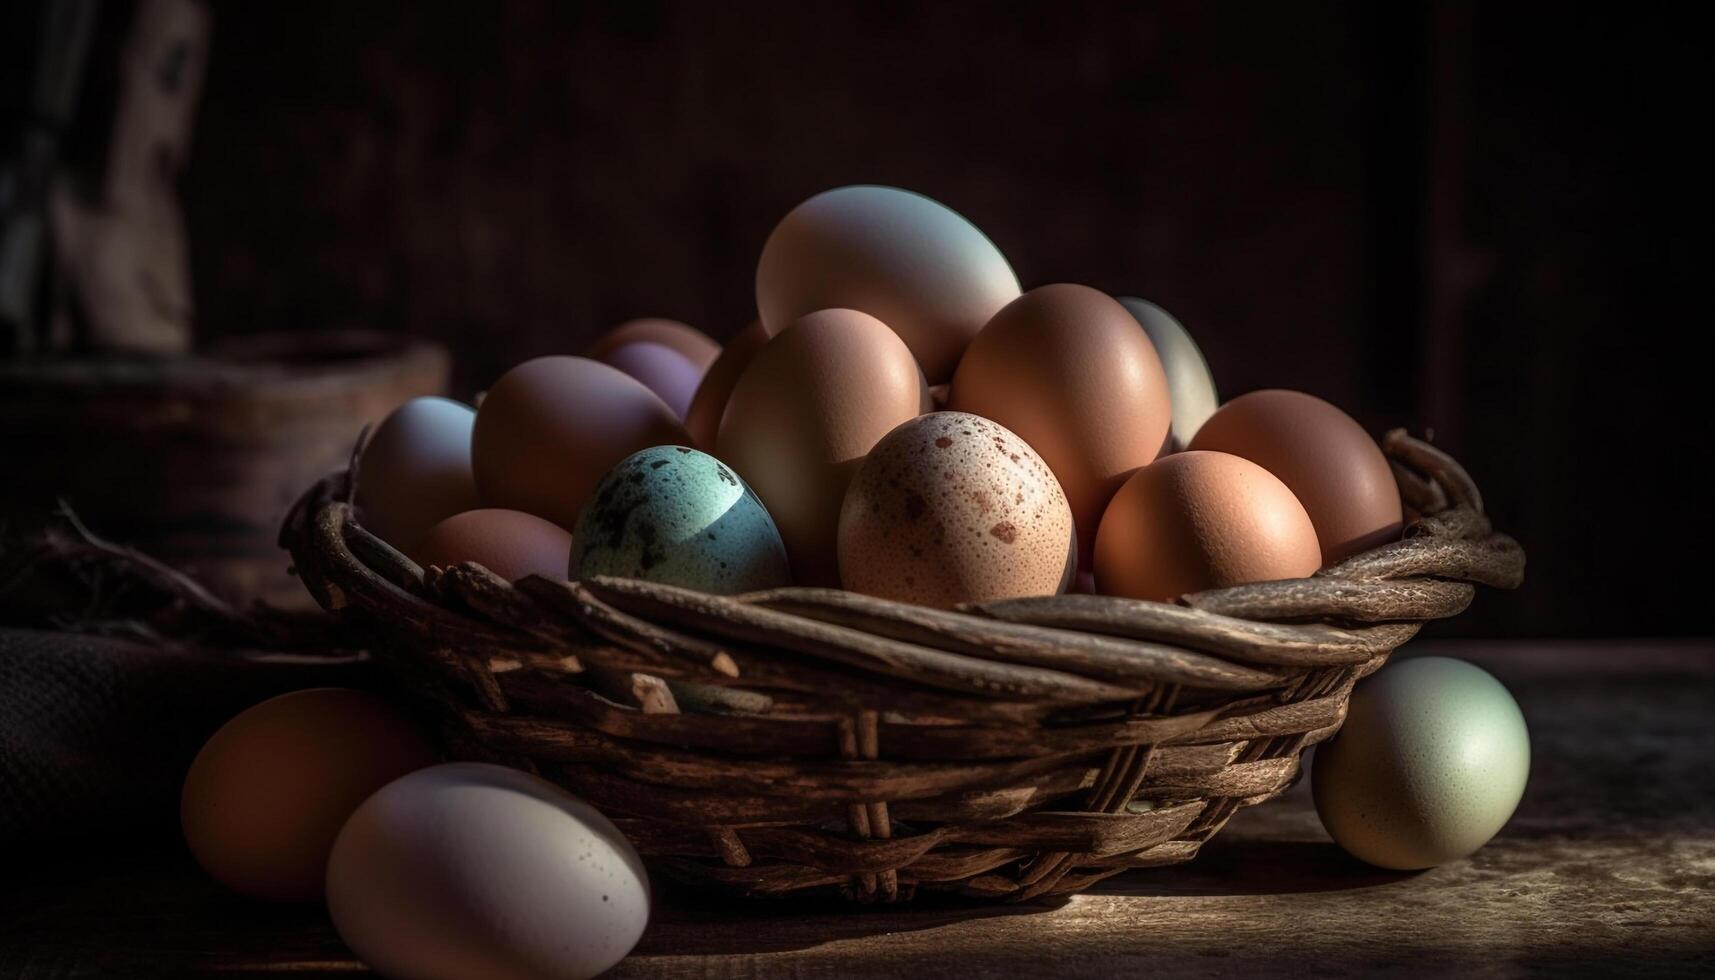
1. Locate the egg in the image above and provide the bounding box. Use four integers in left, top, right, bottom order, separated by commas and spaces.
413, 508, 573, 581
1188, 389, 1403, 564
756, 185, 1020, 382
572, 446, 791, 594
717, 308, 929, 585
1094, 450, 1321, 602
683, 319, 772, 450
838, 412, 1074, 608
597, 340, 705, 419
327, 762, 650, 980
1312, 657, 1531, 870
1116, 297, 1218, 452
471, 356, 689, 529
948, 284, 1173, 562
586, 317, 719, 373
355, 397, 481, 554
180, 688, 436, 902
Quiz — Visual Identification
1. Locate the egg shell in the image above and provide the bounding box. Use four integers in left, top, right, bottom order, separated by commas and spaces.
756, 185, 1020, 383
586, 317, 719, 373
326, 762, 650, 980
1117, 297, 1218, 452
838, 412, 1074, 608
180, 688, 436, 903
472, 356, 689, 530
1188, 388, 1403, 564
1312, 657, 1530, 870
597, 340, 705, 419
1093, 450, 1321, 602
717, 308, 929, 586
684, 319, 772, 451
413, 508, 573, 581
949, 284, 1173, 562
572, 446, 791, 594
355, 397, 481, 554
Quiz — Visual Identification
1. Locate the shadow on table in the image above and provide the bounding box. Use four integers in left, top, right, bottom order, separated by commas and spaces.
636, 879, 1071, 956
1093, 836, 1419, 897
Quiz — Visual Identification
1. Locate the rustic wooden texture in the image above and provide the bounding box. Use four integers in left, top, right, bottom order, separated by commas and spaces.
277, 431, 1524, 902
1, 641, 1709, 977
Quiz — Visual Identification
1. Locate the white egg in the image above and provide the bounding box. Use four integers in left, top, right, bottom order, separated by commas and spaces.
756, 185, 1020, 383
1117, 297, 1218, 452
326, 763, 650, 980
355, 397, 480, 553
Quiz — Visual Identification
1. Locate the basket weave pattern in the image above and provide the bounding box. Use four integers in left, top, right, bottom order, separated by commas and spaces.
281, 430, 1523, 903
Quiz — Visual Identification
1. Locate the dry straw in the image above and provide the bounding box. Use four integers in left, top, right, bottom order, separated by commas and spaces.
281, 430, 1523, 903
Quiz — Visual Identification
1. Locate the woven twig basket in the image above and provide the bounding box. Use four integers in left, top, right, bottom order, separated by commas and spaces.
280, 430, 1522, 904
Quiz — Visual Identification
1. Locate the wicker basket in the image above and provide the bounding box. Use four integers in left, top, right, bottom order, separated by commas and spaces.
279, 429, 1522, 904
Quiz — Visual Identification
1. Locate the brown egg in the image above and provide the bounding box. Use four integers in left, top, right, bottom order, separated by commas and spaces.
1188, 389, 1403, 564
472, 357, 689, 529
948, 284, 1173, 562
717, 308, 928, 585
181, 688, 437, 903
1094, 451, 1321, 602
684, 319, 773, 450
413, 509, 573, 581
585, 317, 719, 373
597, 341, 705, 419
838, 412, 1074, 608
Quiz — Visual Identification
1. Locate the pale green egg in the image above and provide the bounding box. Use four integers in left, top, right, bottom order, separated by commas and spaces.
571, 445, 791, 594
1312, 656, 1530, 870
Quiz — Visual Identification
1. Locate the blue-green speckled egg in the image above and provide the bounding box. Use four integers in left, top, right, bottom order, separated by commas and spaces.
571, 446, 791, 594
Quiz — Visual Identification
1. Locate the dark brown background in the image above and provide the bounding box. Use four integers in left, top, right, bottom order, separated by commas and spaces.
7, 1, 1708, 637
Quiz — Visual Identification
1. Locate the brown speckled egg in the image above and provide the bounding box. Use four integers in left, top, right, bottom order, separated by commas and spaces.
412, 509, 572, 581
1188, 389, 1403, 564
838, 412, 1074, 608
1094, 450, 1321, 602
949, 284, 1173, 564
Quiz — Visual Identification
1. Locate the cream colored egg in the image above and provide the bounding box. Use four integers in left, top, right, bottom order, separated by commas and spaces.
1117, 297, 1218, 451
1313, 657, 1531, 870
355, 397, 481, 554
756, 186, 1020, 383
326, 762, 650, 980
838, 413, 1074, 608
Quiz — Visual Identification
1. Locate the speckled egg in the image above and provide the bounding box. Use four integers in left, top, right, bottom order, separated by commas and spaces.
1313, 656, 1531, 870
838, 412, 1075, 608
571, 446, 791, 594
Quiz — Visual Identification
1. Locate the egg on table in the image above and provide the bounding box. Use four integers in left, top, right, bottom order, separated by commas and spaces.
413, 508, 573, 581
355, 397, 481, 554
838, 412, 1075, 608
756, 185, 1020, 383
1189, 388, 1403, 565
180, 688, 437, 902
1312, 656, 1531, 870
572, 445, 791, 594
1094, 450, 1321, 602
1116, 296, 1218, 452
949, 284, 1173, 562
717, 308, 929, 586
471, 356, 689, 530
327, 762, 651, 980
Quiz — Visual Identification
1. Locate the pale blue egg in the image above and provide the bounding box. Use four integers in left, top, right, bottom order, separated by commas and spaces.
571, 446, 791, 594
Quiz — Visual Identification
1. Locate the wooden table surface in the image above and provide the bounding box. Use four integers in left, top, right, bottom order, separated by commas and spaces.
3, 639, 1712, 978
